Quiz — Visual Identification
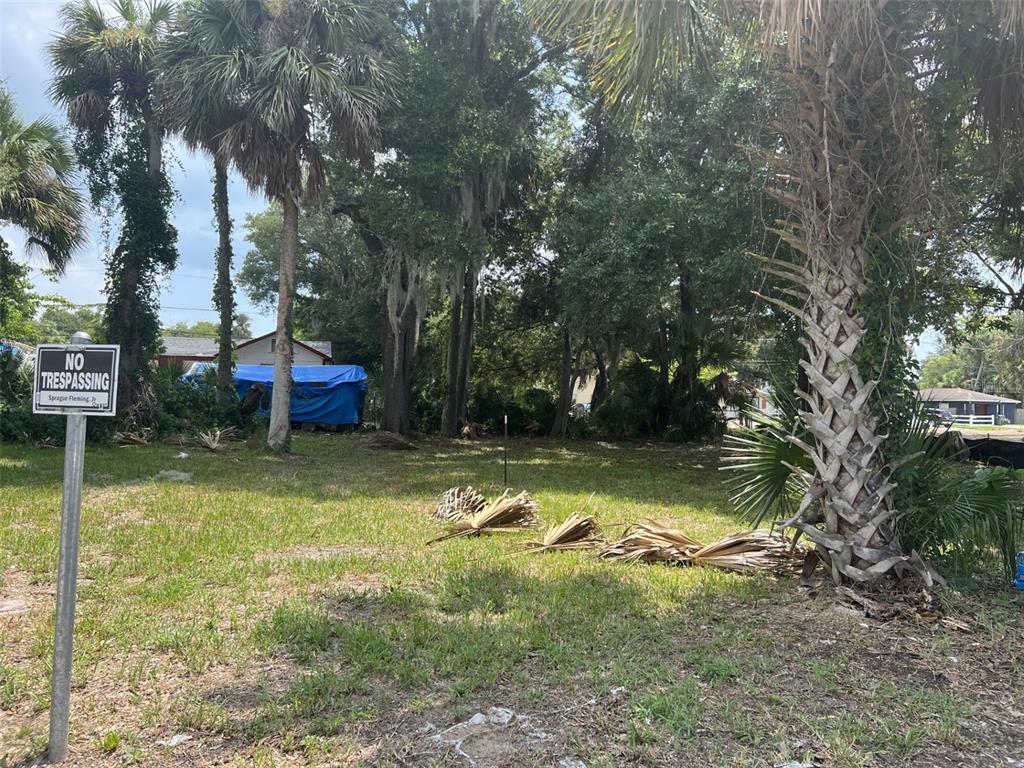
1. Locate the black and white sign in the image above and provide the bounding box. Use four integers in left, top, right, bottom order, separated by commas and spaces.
33, 344, 120, 416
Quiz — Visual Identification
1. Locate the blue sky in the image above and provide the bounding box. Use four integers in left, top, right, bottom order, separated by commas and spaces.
0, 0, 277, 338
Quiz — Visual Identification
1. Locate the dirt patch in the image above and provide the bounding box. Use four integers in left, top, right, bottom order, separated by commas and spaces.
260, 545, 384, 562
429, 706, 559, 767
83, 480, 149, 509
0, 568, 52, 622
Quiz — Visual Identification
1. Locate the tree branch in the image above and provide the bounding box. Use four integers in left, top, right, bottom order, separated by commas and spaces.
332, 200, 386, 257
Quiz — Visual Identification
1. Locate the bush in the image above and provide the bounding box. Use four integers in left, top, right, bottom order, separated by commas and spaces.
592, 359, 724, 442
724, 407, 1024, 579
142, 362, 250, 436
466, 384, 555, 435
592, 359, 660, 438
0, 353, 253, 445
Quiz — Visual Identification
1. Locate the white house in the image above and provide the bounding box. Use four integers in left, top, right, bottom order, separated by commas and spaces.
159, 331, 332, 367
234, 333, 332, 366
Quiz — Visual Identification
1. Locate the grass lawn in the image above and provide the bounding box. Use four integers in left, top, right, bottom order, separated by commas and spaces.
1, 436, 1022, 767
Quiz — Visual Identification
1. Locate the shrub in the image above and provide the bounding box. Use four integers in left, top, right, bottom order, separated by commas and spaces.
465, 384, 555, 435
592, 359, 724, 442
144, 362, 250, 436
724, 407, 1024, 578
592, 359, 660, 438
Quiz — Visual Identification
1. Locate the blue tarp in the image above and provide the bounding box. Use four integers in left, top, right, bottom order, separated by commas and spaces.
187, 363, 368, 426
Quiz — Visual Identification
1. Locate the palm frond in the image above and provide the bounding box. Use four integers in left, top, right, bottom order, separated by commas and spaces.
525, 0, 709, 116
524, 513, 604, 552
196, 425, 238, 451
164, 0, 398, 199
601, 522, 803, 573
0, 87, 86, 272
599, 522, 702, 563
721, 408, 811, 526
433, 485, 487, 522
686, 529, 803, 573
427, 490, 539, 544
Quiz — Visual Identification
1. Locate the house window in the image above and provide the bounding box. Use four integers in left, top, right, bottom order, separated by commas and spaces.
270, 338, 276, 354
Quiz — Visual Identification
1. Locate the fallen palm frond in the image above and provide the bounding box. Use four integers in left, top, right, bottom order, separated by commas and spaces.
115, 429, 152, 446
427, 490, 539, 544
524, 513, 603, 552
687, 530, 804, 574
601, 522, 803, 574
197, 426, 238, 452
365, 431, 417, 450
433, 485, 487, 522
599, 522, 702, 564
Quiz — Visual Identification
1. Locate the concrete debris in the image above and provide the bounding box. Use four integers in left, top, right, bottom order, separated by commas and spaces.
0, 599, 30, 616
156, 733, 192, 748
430, 706, 556, 767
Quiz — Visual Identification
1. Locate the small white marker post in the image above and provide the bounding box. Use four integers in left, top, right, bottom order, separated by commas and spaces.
32, 332, 119, 763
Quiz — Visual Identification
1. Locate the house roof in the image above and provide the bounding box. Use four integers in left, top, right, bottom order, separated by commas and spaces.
235, 332, 332, 361
161, 333, 333, 361
161, 336, 219, 358
917, 387, 1020, 405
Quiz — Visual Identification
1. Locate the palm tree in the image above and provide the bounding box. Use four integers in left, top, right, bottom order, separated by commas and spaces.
50, 0, 172, 183
49, 0, 178, 412
161, 15, 243, 409
0, 86, 85, 274
529, 0, 1024, 584
175, 0, 397, 451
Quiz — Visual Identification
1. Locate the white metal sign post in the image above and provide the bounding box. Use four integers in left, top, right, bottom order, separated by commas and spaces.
32, 332, 119, 764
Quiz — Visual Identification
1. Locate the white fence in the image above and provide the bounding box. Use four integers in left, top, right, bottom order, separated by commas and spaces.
949, 414, 996, 426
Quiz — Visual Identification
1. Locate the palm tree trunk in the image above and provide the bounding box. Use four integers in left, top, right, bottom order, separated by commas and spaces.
267, 152, 299, 451
212, 156, 234, 409
792, 248, 909, 583
764, 6, 928, 584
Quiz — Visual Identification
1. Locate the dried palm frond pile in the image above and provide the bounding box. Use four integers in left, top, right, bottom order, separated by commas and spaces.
433, 485, 487, 522
600, 523, 702, 564
197, 426, 238, 452
601, 523, 803, 574
427, 490, 539, 544
115, 429, 152, 446
686, 530, 804, 574
524, 513, 603, 552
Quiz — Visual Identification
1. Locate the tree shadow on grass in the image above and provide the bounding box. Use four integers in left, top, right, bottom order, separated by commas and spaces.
192, 561, 766, 763
3, 436, 739, 521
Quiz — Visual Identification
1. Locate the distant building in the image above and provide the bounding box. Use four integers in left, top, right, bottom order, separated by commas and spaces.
235, 333, 332, 366
157, 336, 219, 366
157, 332, 333, 367
917, 387, 1019, 424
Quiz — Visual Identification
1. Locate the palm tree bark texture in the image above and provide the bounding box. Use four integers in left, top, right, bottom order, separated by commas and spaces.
758, 4, 933, 583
